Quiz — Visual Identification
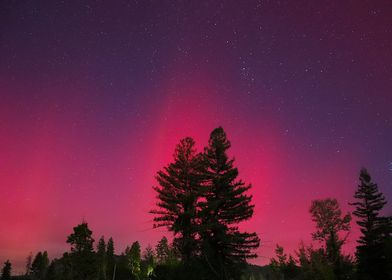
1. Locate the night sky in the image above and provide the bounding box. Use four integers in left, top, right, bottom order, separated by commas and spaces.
1, 0, 392, 273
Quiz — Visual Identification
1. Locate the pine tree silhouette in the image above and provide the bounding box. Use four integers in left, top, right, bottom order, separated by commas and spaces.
97, 236, 107, 280
351, 168, 392, 279
106, 237, 115, 280
200, 127, 260, 279
151, 137, 204, 264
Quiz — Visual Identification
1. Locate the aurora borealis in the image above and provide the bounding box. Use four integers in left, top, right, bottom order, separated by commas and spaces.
1, 1, 392, 273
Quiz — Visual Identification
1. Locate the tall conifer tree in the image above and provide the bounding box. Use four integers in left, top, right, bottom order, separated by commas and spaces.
201, 127, 260, 279
106, 237, 115, 279
151, 137, 204, 264
351, 168, 392, 279
97, 236, 107, 280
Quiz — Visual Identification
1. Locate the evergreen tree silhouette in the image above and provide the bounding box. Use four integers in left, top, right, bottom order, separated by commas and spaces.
155, 237, 170, 265
151, 137, 204, 264
66, 221, 97, 280
270, 244, 299, 279
200, 127, 260, 280
106, 237, 115, 279
30, 251, 49, 279
351, 168, 392, 279
1, 260, 11, 280
67, 222, 95, 254
97, 236, 107, 280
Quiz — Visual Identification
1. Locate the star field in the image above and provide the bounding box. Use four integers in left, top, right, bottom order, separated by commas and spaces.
0, 0, 391, 273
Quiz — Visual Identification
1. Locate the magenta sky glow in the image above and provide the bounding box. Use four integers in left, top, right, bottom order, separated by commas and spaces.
1, 1, 391, 273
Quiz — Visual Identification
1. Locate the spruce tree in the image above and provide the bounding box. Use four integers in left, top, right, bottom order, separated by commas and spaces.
201, 127, 260, 279
106, 237, 115, 279
151, 137, 204, 264
351, 168, 392, 279
97, 236, 107, 280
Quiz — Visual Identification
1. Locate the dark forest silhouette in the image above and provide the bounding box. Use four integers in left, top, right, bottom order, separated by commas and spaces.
1, 127, 391, 280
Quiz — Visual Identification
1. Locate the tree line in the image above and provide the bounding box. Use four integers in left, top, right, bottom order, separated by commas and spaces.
1, 222, 181, 280
1, 127, 391, 280
270, 169, 392, 280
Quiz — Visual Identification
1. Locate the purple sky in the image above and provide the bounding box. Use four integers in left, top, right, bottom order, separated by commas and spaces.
1, 0, 391, 273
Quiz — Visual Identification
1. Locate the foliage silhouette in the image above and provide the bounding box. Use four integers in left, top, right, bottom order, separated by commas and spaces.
30, 251, 49, 279
151, 128, 260, 279
150, 137, 204, 264
270, 244, 299, 279
106, 237, 115, 280
97, 236, 107, 280
66, 222, 97, 280
1, 260, 11, 280
200, 127, 260, 279
310, 198, 352, 279
127, 241, 141, 279
4, 136, 392, 280
25, 253, 32, 276
351, 168, 392, 279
